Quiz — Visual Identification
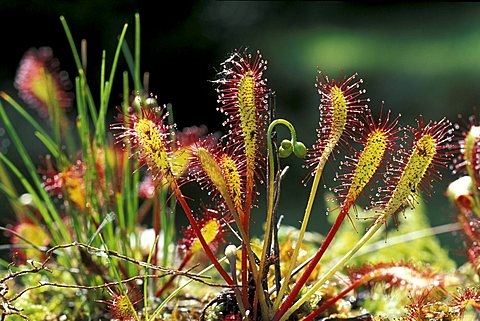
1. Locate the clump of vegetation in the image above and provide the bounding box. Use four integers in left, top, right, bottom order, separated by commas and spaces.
0, 14, 479, 321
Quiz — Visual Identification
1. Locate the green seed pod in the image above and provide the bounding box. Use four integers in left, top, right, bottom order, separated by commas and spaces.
279, 146, 293, 158
279, 139, 293, 158
293, 141, 307, 158
281, 139, 293, 150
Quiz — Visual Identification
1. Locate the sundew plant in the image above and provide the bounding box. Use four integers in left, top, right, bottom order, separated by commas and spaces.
1, 14, 480, 321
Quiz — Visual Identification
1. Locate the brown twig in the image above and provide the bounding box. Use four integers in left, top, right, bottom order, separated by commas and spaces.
42, 242, 209, 278
1, 239, 235, 320
11, 271, 228, 303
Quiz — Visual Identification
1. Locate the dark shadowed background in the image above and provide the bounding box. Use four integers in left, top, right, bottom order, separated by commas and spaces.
1, 1, 479, 261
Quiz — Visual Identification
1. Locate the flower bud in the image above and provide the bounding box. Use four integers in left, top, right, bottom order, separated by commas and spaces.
293, 141, 307, 158
281, 139, 293, 150
279, 139, 293, 158
279, 146, 292, 158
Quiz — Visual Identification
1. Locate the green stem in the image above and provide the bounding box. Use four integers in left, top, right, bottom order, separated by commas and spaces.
257, 119, 297, 307
100, 235, 141, 321
159, 188, 169, 271
0, 93, 65, 163
45, 76, 61, 156
77, 72, 91, 157
95, 23, 128, 145
60, 16, 98, 124
118, 74, 129, 233
144, 234, 159, 321
276, 215, 456, 294
273, 146, 331, 310
121, 41, 136, 83
60, 16, 83, 75
152, 191, 161, 267
104, 23, 128, 109
0, 153, 62, 246
165, 103, 177, 269
121, 71, 137, 236
134, 13, 141, 92
272, 199, 353, 321
0, 102, 70, 243
278, 215, 384, 321
0, 154, 23, 219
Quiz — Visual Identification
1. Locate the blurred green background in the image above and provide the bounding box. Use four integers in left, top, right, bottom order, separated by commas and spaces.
1, 1, 479, 261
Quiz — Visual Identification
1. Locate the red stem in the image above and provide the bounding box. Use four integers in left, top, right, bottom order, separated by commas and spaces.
155, 252, 192, 297
303, 279, 359, 321
272, 199, 353, 321
170, 181, 234, 285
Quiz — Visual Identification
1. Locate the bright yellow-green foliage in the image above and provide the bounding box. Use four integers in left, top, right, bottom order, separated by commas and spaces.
330, 85, 347, 142
318, 85, 348, 165
237, 71, 257, 177
157, 149, 191, 187
135, 118, 171, 177
191, 219, 220, 254
383, 134, 436, 217
221, 155, 242, 210
170, 149, 192, 177
31, 70, 56, 106
196, 148, 232, 205
348, 129, 387, 200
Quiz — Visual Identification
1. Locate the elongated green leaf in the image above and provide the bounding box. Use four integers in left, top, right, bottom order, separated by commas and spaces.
34, 131, 60, 159
0, 93, 63, 161
134, 13, 141, 92
0, 101, 70, 243
60, 16, 98, 124
0, 153, 62, 244
94, 23, 128, 144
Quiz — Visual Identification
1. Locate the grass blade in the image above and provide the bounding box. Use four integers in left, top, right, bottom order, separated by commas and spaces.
134, 13, 141, 92
95, 23, 128, 144
60, 16, 98, 124
34, 131, 60, 159
0, 101, 70, 243
0, 92, 64, 162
